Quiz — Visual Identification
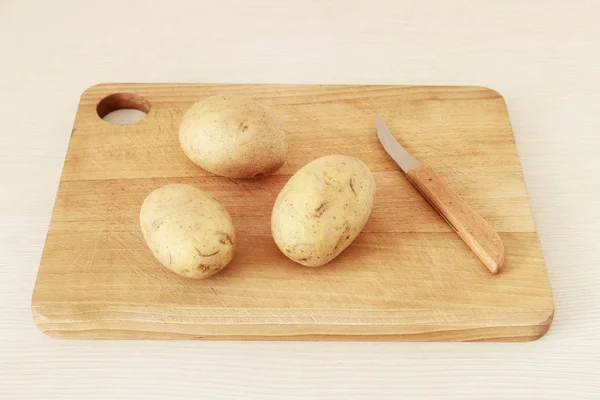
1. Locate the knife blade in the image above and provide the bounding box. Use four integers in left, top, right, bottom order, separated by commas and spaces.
376, 116, 504, 274
376, 116, 421, 173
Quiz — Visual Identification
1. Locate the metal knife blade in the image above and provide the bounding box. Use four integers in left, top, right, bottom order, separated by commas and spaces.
376, 116, 421, 173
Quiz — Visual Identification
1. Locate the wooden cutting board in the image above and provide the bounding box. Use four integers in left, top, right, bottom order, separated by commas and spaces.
32, 83, 554, 341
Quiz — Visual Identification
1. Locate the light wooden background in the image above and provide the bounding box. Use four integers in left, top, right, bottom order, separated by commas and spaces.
1, 0, 599, 398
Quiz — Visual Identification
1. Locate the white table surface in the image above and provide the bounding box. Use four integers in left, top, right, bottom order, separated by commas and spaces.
1, 1, 599, 398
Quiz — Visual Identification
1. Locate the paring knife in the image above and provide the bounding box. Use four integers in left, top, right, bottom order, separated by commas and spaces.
376, 116, 504, 274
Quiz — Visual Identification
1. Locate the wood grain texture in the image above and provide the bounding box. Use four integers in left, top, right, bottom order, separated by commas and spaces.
406, 165, 505, 274
31, 83, 553, 341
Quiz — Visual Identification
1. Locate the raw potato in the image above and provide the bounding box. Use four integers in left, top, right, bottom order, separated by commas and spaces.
179, 95, 288, 178
140, 184, 235, 279
271, 155, 376, 267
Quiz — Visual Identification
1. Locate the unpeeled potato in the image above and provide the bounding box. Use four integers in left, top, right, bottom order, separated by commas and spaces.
140, 183, 235, 279
271, 155, 376, 267
179, 95, 288, 178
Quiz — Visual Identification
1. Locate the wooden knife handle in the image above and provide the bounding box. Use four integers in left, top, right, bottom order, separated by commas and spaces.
406, 165, 505, 274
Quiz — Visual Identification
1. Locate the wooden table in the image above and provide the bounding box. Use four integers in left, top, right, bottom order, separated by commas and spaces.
1, 1, 599, 398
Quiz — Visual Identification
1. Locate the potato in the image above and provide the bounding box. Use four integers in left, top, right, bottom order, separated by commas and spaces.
179, 95, 288, 178
271, 155, 375, 267
140, 184, 235, 279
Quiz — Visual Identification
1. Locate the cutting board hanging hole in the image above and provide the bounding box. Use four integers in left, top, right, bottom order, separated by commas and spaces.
97, 92, 150, 125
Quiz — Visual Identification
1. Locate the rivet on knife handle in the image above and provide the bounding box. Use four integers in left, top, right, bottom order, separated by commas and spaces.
406, 165, 504, 274
376, 116, 505, 274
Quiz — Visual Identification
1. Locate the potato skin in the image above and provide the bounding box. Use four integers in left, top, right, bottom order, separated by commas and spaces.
271, 155, 375, 267
179, 95, 288, 178
140, 184, 235, 279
